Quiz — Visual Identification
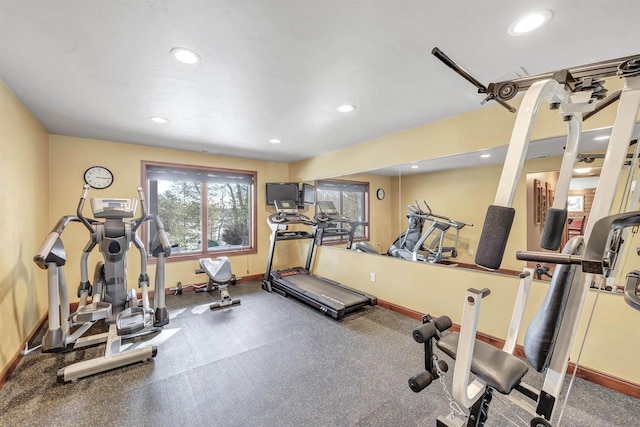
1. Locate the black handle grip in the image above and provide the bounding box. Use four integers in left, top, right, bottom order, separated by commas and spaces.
431, 47, 487, 92
516, 251, 582, 265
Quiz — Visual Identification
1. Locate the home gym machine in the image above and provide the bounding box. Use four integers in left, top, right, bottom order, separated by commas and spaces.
408, 50, 640, 426
195, 257, 241, 310
262, 199, 376, 319
34, 185, 172, 383
315, 200, 368, 250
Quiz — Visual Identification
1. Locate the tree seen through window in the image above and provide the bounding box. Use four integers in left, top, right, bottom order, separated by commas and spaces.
144, 162, 255, 257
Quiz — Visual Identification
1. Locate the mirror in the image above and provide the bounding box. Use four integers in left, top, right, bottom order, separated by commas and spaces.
311, 124, 640, 287
311, 170, 401, 255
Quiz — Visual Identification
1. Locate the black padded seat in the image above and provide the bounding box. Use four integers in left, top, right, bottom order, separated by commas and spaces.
437, 332, 529, 394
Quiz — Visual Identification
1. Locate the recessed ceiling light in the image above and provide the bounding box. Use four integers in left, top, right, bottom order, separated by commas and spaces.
150, 116, 169, 123
170, 47, 201, 64
268, 139, 282, 144
480, 154, 492, 158
593, 135, 610, 141
337, 104, 357, 113
410, 165, 419, 169
574, 167, 592, 174
508, 11, 552, 35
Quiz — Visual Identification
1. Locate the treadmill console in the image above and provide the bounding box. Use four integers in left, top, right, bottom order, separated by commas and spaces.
269, 200, 313, 228
274, 200, 299, 215
317, 200, 339, 216
90, 198, 138, 219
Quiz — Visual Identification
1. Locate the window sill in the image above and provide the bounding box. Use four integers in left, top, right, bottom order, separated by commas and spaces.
147, 247, 257, 263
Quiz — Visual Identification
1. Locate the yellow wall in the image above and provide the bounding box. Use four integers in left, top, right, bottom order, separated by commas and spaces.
311, 246, 640, 383
47, 135, 294, 299
0, 81, 49, 375
289, 81, 624, 183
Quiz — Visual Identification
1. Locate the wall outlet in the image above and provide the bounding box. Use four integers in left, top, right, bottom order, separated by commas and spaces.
468, 248, 474, 256
370, 272, 376, 282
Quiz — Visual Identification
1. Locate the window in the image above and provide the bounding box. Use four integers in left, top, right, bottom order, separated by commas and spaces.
316, 179, 369, 243
567, 195, 584, 212
143, 161, 256, 259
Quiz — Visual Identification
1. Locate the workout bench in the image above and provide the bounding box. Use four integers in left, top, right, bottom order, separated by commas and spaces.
195, 257, 241, 310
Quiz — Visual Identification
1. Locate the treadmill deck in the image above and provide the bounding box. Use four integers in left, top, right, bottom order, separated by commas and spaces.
270, 268, 376, 319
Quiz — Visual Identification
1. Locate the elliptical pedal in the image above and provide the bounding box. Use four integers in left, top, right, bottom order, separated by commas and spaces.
76, 301, 112, 322
115, 307, 146, 336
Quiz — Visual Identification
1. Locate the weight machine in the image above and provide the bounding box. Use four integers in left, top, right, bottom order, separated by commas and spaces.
410, 50, 640, 426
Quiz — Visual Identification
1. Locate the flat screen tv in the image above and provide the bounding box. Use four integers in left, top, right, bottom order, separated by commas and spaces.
265, 182, 299, 205
302, 183, 316, 205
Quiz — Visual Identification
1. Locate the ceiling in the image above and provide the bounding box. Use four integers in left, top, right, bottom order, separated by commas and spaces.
1, 1, 639, 163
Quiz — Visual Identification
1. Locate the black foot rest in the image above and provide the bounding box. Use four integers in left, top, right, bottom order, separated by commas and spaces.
437, 332, 529, 394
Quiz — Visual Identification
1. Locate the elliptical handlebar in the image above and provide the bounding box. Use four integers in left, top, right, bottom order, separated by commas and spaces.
132, 186, 149, 232
137, 186, 147, 218
407, 200, 429, 216
33, 215, 82, 269
77, 184, 95, 232
148, 214, 173, 257
406, 200, 473, 229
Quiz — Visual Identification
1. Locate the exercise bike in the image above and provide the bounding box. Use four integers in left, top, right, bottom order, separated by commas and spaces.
33, 185, 172, 383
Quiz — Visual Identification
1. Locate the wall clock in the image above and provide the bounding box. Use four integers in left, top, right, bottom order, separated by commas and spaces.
376, 188, 385, 200
83, 166, 114, 189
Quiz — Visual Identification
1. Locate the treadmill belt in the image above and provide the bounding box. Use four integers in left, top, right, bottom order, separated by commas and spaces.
281, 274, 369, 307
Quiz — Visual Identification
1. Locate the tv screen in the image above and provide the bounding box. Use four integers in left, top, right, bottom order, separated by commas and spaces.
302, 183, 316, 205
265, 182, 299, 205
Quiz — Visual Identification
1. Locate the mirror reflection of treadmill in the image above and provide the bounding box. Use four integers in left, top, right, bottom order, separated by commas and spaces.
317, 200, 339, 215
263, 200, 376, 319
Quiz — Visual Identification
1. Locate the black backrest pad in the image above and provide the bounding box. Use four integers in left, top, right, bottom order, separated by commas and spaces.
524, 236, 584, 372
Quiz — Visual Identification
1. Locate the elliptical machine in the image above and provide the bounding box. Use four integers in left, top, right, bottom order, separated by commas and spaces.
410, 201, 473, 263
386, 201, 429, 258
33, 185, 172, 383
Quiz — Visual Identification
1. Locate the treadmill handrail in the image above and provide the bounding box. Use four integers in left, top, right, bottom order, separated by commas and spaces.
268, 212, 315, 226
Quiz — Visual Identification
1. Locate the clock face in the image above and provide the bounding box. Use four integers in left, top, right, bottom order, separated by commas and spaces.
84, 166, 113, 189
376, 188, 385, 200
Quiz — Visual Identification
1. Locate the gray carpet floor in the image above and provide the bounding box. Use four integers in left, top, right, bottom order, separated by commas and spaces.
1, 281, 637, 426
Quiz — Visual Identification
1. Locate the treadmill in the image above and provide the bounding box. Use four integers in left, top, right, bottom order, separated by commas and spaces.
315, 200, 368, 250
262, 200, 377, 319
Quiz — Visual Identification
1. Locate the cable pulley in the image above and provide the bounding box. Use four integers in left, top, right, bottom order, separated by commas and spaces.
618, 57, 640, 77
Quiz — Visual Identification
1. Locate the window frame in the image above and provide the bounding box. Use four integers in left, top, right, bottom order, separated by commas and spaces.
315, 178, 370, 245
141, 160, 257, 262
